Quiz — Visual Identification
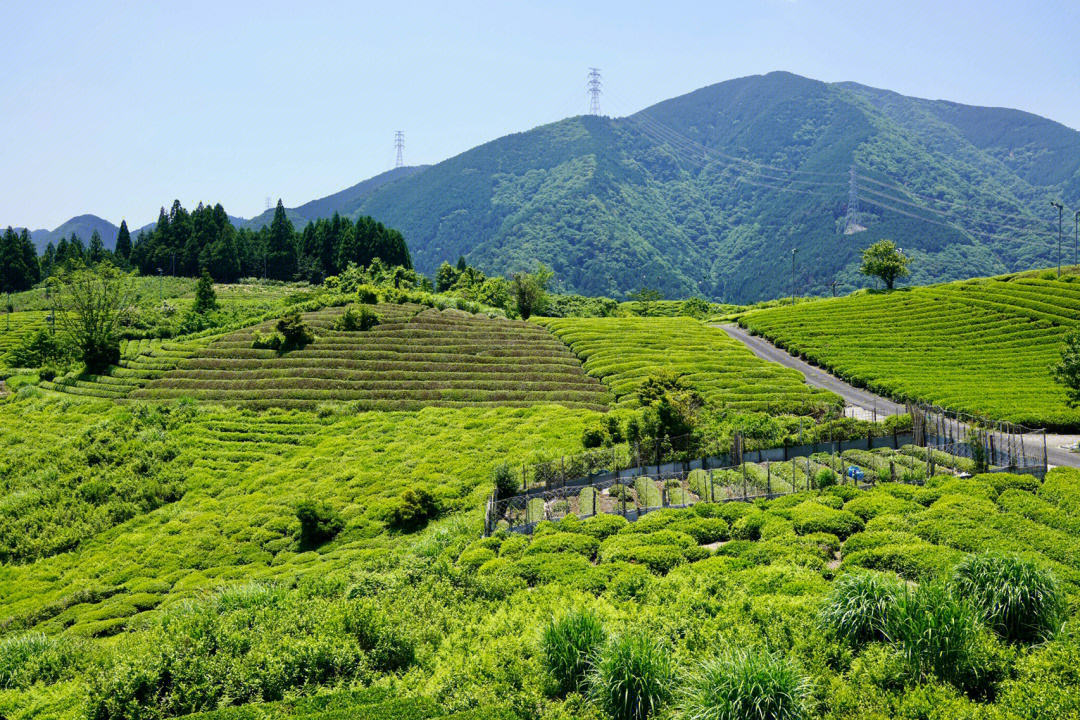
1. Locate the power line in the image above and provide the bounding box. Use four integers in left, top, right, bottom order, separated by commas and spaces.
588, 68, 603, 116
394, 131, 405, 168
856, 172, 1053, 226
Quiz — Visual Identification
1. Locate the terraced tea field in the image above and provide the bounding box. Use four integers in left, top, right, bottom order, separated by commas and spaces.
0, 311, 49, 362
739, 271, 1080, 429
537, 316, 841, 413
126, 304, 611, 410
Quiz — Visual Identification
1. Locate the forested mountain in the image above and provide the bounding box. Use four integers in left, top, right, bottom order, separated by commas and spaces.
10, 73, 1078, 301
332, 72, 1080, 302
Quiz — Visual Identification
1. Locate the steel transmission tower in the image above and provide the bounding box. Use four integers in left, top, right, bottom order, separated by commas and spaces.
587, 68, 602, 116
394, 131, 405, 168
844, 165, 865, 234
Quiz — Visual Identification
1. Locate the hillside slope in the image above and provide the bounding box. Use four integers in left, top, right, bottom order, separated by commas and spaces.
739, 267, 1080, 429
337, 72, 1078, 302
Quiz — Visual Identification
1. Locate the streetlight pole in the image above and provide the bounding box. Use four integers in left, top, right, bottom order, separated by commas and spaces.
1075, 210, 1079, 269
791, 248, 798, 305
1051, 201, 1064, 277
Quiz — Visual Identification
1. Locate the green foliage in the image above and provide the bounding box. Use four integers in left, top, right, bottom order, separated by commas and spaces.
953, 553, 1064, 644
590, 632, 674, 720
492, 463, 517, 499
192, 270, 218, 314
0, 633, 84, 689
296, 500, 345, 546
818, 571, 903, 644
1051, 325, 1080, 406
789, 501, 864, 539
51, 263, 135, 372
4, 327, 70, 368
859, 240, 910, 290
679, 649, 811, 720
384, 487, 441, 531
541, 610, 606, 695
883, 581, 986, 690
334, 306, 380, 332
511, 263, 554, 320
276, 313, 315, 348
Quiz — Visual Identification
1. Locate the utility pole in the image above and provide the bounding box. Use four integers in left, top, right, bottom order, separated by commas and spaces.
588, 68, 602, 116
791, 248, 798, 305
829, 281, 839, 297
1075, 210, 1079, 268
844, 166, 863, 234
1052, 201, 1064, 277
264, 196, 271, 212
394, 131, 405, 168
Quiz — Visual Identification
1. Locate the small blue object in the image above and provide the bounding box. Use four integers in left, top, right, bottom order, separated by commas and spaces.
847, 466, 865, 481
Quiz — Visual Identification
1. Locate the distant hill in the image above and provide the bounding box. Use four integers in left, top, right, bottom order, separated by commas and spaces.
334, 72, 1080, 302
20, 215, 120, 253
11, 73, 1080, 301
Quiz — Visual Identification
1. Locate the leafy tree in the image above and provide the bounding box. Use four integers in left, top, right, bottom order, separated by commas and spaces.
860, 240, 910, 290
50, 264, 135, 372
638, 370, 703, 439
192, 270, 218, 314
114, 220, 132, 261
511, 263, 554, 320
1052, 326, 1080, 405
628, 286, 663, 316
435, 261, 460, 292
456, 255, 467, 272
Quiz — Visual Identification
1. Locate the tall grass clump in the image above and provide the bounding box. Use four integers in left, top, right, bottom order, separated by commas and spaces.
591, 632, 675, 720
953, 553, 1063, 644
0, 633, 83, 689
540, 609, 606, 694
883, 581, 983, 688
818, 571, 903, 644
679, 648, 811, 720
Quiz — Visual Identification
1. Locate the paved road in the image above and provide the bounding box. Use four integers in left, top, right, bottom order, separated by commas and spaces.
716, 323, 1080, 469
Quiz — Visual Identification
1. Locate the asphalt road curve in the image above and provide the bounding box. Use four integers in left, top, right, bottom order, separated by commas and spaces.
716, 323, 1080, 469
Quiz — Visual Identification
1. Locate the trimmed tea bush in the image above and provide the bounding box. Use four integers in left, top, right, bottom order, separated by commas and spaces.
789, 501, 864, 539
540, 610, 606, 695
296, 500, 345, 545
953, 553, 1063, 644
679, 648, 811, 720
591, 632, 674, 720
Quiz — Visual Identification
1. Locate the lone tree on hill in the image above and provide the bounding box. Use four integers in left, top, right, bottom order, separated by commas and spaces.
511, 263, 554, 320
860, 240, 910, 290
628, 286, 663, 316
50, 264, 135, 372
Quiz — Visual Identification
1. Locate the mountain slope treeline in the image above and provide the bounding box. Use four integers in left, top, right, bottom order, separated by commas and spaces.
333, 72, 1080, 302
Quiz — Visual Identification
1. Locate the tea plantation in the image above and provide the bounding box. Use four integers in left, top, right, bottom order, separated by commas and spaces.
538, 316, 841, 413
2, 386, 1079, 720
739, 269, 1080, 429
126, 304, 611, 410
2, 282, 1080, 720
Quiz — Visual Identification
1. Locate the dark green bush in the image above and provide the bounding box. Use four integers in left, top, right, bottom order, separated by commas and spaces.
384, 487, 441, 531
296, 500, 345, 545
334, 306, 380, 332
541, 610, 606, 695
680, 648, 811, 720
953, 553, 1063, 644
491, 463, 517, 499
356, 285, 379, 304
818, 571, 903, 644
591, 632, 674, 720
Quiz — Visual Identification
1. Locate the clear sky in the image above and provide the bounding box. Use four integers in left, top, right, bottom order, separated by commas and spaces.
3, 0, 1079, 231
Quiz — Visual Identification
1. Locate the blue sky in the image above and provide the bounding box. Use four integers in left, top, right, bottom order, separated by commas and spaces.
3, 0, 1079, 230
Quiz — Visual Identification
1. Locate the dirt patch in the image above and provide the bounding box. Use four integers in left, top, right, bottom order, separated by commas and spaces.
701, 540, 728, 552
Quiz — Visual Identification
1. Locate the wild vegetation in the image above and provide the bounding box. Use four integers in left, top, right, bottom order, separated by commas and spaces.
740, 268, 1080, 429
